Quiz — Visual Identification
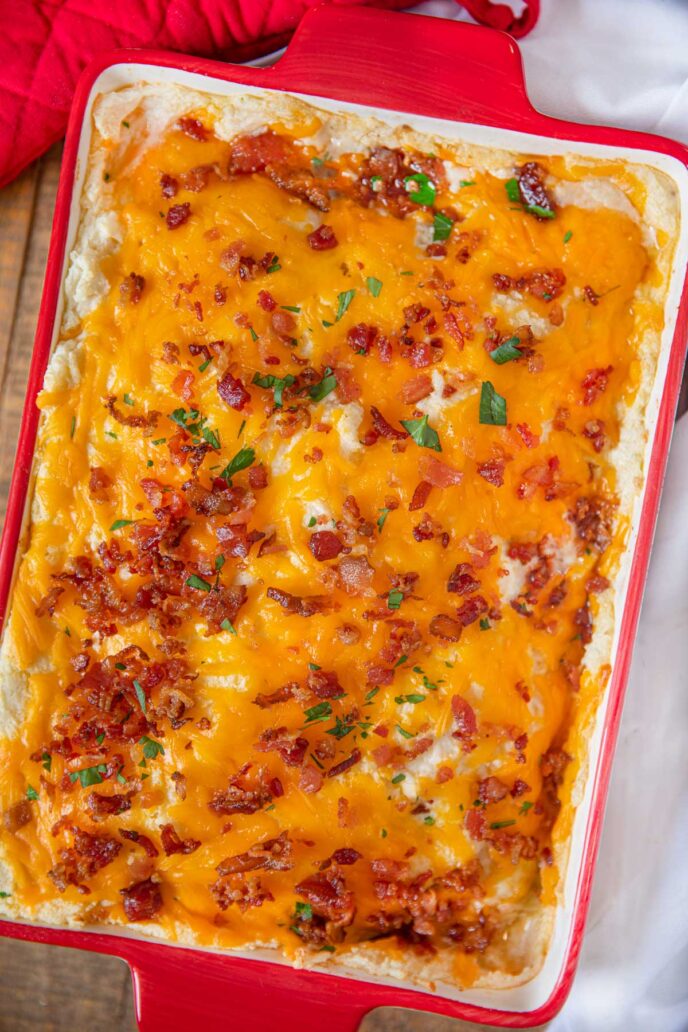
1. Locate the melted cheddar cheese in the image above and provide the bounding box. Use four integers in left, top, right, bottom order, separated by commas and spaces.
0, 90, 675, 989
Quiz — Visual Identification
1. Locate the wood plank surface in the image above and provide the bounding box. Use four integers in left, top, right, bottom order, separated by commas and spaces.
0, 146, 469, 1032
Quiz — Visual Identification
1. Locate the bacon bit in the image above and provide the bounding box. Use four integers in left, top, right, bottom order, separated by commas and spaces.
337, 623, 361, 646
253, 684, 295, 709
447, 564, 480, 595
257, 290, 276, 311
477, 776, 510, 804
265, 164, 330, 211
166, 203, 191, 230
347, 323, 378, 355
443, 311, 465, 348
583, 285, 600, 306
271, 310, 296, 337
170, 772, 187, 800
587, 573, 610, 594
160, 174, 178, 198
569, 495, 614, 552
404, 736, 433, 760
403, 304, 431, 325
300, 765, 324, 794
307, 224, 338, 250
418, 454, 462, 487
266, 587, 331, 616
400, 374, 432, 404
407, 340, 434, 368
408, 480, 432, 512
336, 555, 374, 598
216, 832, 292, 877
332, 365, 361, 403
581, 366, 613, 405
228, 131, 288, 174
171, 370, 195, 401
516, 161, 554, 217
549, 302, 564, 326
199, 585, 247, 636
429, 613, 462, 642
88, 466, 111, 499
307, 669, 343, 700
371, 743, 395, 767
366, 664, 394, 687
511, 778, 531, 798
327, 750, 361, 779
328, 848, 361, 867
214, 284, 227, 305
120, 877, 163, 921
160, 823, 201, 856
337, 797, 351, 828
162, 341, 180, 365
426, 242, 446, 258
516, 423, 539, 449
248, 466, 268, 490
370, 406, 407, 441
105, 396, 159, 430
456, 595, 488, 626
3, 800, 33, 832
547, 581, 568, 608
119, 829, 159, 858
452, 695, 477, 740
582, 419, 606, 452
493, 267, 565, 302
35, 585, 65, 617
177, 116, 209, 141
436, 766, 454, 784
464, 808, 487, 841
217, 372, 250, 411
119, 272, 144, 305
86, 792, 132, 820
574, 603, 593, 645
477, 459, 505, 487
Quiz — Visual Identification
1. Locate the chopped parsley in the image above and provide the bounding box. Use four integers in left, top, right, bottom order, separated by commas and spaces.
365, 687, 380, 704
133, 679, 147, 715
198, 358, 212, 373
423, 815, 436, 826
335, 289, 356, 322
26, 785, 39, 801
505, 178, 521, 203
460, 179, 476, 187
563, 230, 573, 244
308, 368, 337, 402
519, 800, 534, 815
281, 305, 301, 313
479, 617, 491, 631
252, 372, 295, 408
0, 892, 10, 898
387, 589, 404, 610
395, 693, 426, 705
377, 508, 390, 532
295, 901, 313, 920
168, 408, 220, 449
366, 276, 383, 297
303, 702, 333, 725
307, 516, 317, 528
123, 393, 135, 406
220, 618, 237, 635
479, 381, 507, 426
432, 211, 453, 242
110, 519, 134, 532
69, 765, 107, 788
326, 717, 355, 740
140, 736, 165, 761
490, 819, 517, 830
395, 654, 408, 668
489, 335, 522, 364
400, 414, 442, 451
105, 430, 118, 439
41, 751, 51, 772
219, 446, 255, 485
69, 416, 76, 438
525, 204, 555, 219
266, 258, 281, 274
185, 574, 212, 592
404, 173, 436, 206
391, 773, 406, 785
380, 828, 388, 838
396, 724, 415, 740
308, 662, 321, 671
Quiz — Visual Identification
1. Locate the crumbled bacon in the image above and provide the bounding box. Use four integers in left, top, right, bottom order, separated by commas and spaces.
119, 272, 144, 305
296, 870, 355, 926
267, 587, 331, 616
581, 366, 613, 405
217, 371, 250, 410
256, 727, 309, 767
477, 776, 510, 804
429, 614, 462, 642
370, 406, 407, 441
177, 116, 209, 141
516, 161, 554, 217
447, 563, 480, 595
253, 683, 295, 709
309, 530, 344, 562
120, 877, 163, 921
327, 749, 361, 778
583, 285, 600, 306
408, 480, 432, 512
160, 174, 178, 198
347, 323, 378, 355
569, 495, 614, 552
582, 419, 607, 452
451, 695, 477, 742
418, 454, 462, 487
209, 777, 272, 816
455, 595, 488, 626
336, 555, 374, 597
35, 585, 65, 617
492, 267, 565, 302
307, 224, 338, 250
3, 800, 33, 832
216, 831, 292, 876
49, 827, 121, 893
86, 792, 132, 820
307, 668, 343, 699
198, 584, 247, 635
265, 164, 330, 211
477, 459, 505, 487
162, 341, 180, 364
160, 822, 201, 856
171, 370, 194, 401
400, 374, 432, 404
119, 829, 159, 858
105, 396, 159, 430
166, 203, 191, 230
299, 765, 324, 794
228, 131, 289, 174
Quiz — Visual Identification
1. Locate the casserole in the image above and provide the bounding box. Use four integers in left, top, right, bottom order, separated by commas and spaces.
0, 10, 684, 1032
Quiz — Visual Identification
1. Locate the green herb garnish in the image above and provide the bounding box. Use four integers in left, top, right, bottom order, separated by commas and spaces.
404, 173, 436, 206
489, 336, 522, 365
432, 212, 453, 242
387, 589, 404, 610
185, 574, 212, 592
252, 373, 295, 408
219, 446, 255, 485
479, 381, 507, 426
366, 277, 383, 297
400, 414, 442, 451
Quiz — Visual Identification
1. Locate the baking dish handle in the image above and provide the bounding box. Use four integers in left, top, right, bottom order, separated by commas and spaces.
269, 4, 535, 128
130, 954, 373, 1032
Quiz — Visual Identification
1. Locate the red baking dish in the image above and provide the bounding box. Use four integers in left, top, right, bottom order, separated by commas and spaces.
1, 7, 687, 1030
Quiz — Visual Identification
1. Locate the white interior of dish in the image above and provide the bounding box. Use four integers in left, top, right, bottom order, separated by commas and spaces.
24, 60, 688, 1016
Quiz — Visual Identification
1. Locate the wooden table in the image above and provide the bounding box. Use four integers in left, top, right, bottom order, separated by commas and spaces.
0, 144, 684, 1032
0, 145, 473, 1032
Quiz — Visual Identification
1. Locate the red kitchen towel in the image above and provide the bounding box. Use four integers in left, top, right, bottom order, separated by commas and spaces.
0, 0, 539, 190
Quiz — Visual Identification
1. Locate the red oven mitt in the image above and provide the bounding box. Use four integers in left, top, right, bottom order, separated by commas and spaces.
0, 0, 538, 190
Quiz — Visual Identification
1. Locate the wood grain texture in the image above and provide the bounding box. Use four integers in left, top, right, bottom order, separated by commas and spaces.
0, 145, 684, 1032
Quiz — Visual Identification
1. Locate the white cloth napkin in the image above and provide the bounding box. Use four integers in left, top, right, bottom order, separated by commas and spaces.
411, 2, 688, 1028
